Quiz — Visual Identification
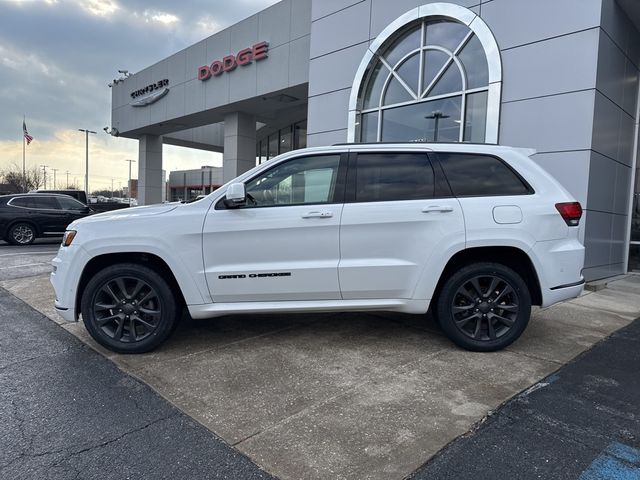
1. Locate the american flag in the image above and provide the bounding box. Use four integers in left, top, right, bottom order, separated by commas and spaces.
23, 120, 33, 145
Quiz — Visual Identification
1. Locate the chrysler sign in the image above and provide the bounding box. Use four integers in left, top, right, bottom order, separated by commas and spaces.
130, 79, 169, 107
198, 41, 269, 81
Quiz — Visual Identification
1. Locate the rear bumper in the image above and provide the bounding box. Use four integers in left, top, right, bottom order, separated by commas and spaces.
541, 277, 584, 308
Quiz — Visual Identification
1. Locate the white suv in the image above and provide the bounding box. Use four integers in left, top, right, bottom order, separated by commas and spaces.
51, 143, 585, 354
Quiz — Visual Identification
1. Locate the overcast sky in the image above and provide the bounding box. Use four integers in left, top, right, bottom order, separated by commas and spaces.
0, 0, 279, 191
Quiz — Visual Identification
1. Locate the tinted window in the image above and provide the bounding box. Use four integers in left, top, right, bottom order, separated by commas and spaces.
244, 155, 341, 207
9, 197, 36, 208
56, 196, 86, 211
355, 153, 434, 202
30, 196, 59, 209
438, 153, 531, 196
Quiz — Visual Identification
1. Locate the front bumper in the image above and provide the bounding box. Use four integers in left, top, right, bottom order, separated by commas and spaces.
50, 244, 90, 322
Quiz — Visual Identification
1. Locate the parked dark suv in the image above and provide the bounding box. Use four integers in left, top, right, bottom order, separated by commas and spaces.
0, 194, 92, 245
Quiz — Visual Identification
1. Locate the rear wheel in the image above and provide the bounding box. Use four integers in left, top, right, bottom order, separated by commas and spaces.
8, 223, 36, 245
436, 262, 531, 352
81, 263, 179, 354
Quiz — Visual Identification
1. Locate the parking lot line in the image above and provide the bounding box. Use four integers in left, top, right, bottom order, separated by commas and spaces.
0, 262, 50, 270
0, 251, 58, 257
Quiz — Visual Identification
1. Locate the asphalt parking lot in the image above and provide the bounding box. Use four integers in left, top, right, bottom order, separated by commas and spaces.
2, 240, 640, 479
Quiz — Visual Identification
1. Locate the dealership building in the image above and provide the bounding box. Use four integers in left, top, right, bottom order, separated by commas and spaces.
110, 0, 640, 280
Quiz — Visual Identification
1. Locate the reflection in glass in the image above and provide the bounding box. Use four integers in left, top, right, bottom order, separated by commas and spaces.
383, 24, 421, 67
464, 91, 488, 142
382, 96, 461, 142
396, 53, 420, 93
280, 127, 292, 154
425, 20, 469, 51
358, 17, 492, 143
383, 76, 413, 106
268, 134, 278, 159
422, 50, 450, 94
363, 61, 388, 109
427, 61, 462, 97
360, 112, 379, 143
459, 35, 489, 89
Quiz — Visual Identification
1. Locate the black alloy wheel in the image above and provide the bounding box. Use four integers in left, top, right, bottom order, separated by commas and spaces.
9, 223, 35, 245
436, 262, 531, 351
81, 263, 179, 353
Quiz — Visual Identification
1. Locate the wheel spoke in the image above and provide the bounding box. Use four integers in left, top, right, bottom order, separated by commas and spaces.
498, 303, 518, 312
114, 318, 125, 340
128, 317, 137, 341
487, 316, 496, 339
457, 288, 476, 303
470, 277, 484, 298
490, 312, 515, 327
494, 285, 513, 304
138, 289, 156, 306
103, 284, 121, 305
456, 312, 480, 328
487, 277, 499, 297
132, 315, 155, 329
472, 316, 482, 338
452, 305, 474, 314
139, 307, 160, 316
95, 302, 116, 311
130, 280, 144, 300
115, 278, 128, 299
96, 314, 121, 325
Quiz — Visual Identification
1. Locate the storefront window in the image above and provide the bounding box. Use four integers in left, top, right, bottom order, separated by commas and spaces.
294, 121, 307, 149
630, 172, 640, 272
268, 134, 279, 159
353, 13, 500, 144
280, 126, 292, 154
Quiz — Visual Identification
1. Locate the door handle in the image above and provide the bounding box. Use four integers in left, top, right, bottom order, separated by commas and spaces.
422, 205, 454, 213
301, 211, 333, 219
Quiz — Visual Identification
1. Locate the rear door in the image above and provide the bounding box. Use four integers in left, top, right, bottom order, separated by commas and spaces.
54, 195, 90, 226
338, 150, 464, 299
30, 196, 69, 233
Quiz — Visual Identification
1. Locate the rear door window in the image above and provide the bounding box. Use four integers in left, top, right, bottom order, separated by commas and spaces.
56, 196, 86, 211
31, 196, 60, 209
437, 153, 532, 196
354, 152, 435, 202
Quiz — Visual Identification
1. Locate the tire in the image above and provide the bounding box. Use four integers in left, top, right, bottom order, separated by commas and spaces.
435, 262, 531, 352
81, 263, 179, 354
8, 222, 36, 245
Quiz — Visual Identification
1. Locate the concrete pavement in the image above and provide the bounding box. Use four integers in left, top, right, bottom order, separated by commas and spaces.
2, 241, 640, 479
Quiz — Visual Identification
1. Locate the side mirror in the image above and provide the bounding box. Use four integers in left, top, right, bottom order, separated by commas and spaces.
223, 183, 247, 208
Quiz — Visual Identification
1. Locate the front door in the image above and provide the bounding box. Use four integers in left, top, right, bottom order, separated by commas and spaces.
203, 153, 346, 302
339, 151, 465, 299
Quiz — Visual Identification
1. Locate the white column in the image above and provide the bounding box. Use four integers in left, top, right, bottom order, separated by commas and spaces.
223, 112, 256, 183
138, 135, 163, 206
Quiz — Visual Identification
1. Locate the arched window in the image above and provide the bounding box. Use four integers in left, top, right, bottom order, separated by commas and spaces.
348, 4, 502, 144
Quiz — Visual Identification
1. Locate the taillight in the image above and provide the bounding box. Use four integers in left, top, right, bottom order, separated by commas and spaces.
555, 202, 582, 226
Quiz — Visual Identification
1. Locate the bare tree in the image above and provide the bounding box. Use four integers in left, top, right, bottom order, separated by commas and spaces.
0, 164, 44, 192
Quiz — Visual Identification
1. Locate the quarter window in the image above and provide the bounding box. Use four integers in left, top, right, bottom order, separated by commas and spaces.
244, 155, 341, 207
438, 153, 531, 196
56, 196, 86, 211
355, 153, 435, 202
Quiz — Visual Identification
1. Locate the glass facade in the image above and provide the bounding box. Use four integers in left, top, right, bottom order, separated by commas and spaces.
356, 19, 490, 143
256, 121, 307, 165
630, 166, 640, 272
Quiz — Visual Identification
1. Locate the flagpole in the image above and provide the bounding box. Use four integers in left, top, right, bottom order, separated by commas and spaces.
22, 115, 26, 193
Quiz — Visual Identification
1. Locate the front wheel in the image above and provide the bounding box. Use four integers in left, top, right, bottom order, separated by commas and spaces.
81, 263, 179, 354
435, 262, 531, 352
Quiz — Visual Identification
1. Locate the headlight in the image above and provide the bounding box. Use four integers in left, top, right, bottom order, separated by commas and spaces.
62, 230, 77, 247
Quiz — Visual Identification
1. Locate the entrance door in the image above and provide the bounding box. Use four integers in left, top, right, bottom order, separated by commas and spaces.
203, 153, 346, 302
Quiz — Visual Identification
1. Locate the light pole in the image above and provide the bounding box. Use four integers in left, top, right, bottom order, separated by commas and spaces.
40, 165, 48, 190
66, 170, 70, 188
425, 111, 450, 142
52, 168, 58, 189
78, 129, 96, 194
111, 178, 114, 198
125, 159, 136, 205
